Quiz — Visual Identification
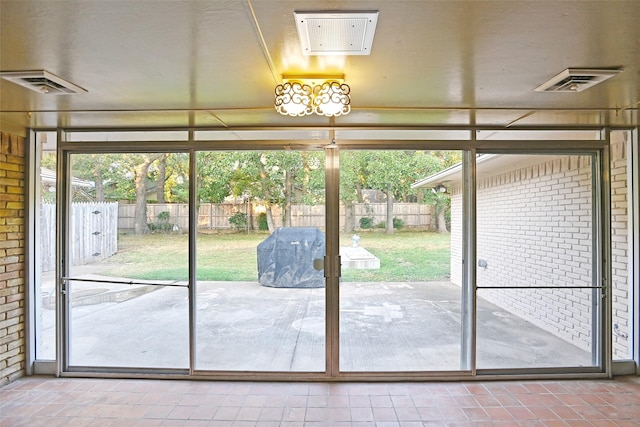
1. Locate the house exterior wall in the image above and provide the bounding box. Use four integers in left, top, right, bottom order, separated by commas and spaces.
450, 141, 630, 358
610, 136, 630, 359
0, 131, 25, 385
475, 155, 594, 352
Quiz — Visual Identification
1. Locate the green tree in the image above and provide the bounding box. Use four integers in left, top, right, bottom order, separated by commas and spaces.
196, 152, 235, 203
162, 153, 189, 202
365, 151, 441, 234
68, 153, 123, 202
132, 154, 166, 234
339, 151, 369, 233
68, 153, 182, 234
228, 151, 283, 232
417, 151, 461, 233
196, 151, 324, 232
221, 151, 324, 233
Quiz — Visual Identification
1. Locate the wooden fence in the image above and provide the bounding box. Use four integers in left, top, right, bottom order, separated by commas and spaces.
40, 204, 56, 272
40, 201, 429, 272
41, 203, 119, 272
118, 202, 433, 232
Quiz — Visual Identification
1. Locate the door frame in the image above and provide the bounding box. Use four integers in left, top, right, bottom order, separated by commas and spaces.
49, 127, 612, 380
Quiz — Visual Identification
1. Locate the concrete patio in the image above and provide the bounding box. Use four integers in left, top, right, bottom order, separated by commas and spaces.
39, 276, 593, 372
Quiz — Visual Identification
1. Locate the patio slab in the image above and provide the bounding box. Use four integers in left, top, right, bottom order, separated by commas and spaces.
46, 278, 593, 372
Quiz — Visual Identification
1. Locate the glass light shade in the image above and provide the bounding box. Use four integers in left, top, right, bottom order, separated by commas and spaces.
274, 82, 313, 116
313, 81, 350, 117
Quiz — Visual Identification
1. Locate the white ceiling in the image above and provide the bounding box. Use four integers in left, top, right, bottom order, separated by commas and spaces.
1, 0, 639, 133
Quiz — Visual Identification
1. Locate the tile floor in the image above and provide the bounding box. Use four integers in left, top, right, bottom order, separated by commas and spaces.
1, 376, 639, 426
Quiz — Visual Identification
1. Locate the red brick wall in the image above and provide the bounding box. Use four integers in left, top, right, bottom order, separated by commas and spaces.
0, 131, 25, 385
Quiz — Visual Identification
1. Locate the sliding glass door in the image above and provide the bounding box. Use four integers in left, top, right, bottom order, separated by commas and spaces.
474, 153, 600, 370
64, 152, 190, 369
338, 150, 464, 372
56, 132, 606, 378
194, 150, 326, 372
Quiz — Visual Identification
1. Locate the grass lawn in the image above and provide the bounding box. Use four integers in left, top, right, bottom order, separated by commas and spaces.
100, 230, 451, 282
340, 231, 450, 282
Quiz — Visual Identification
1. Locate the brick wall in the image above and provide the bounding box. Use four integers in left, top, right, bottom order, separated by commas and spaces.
610, 135, 630, 359
450, 145, 630, 357
0, 131, 25, 386
477, 155, 594, 352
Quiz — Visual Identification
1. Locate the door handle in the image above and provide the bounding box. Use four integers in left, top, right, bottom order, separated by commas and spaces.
315, 256, 341, 278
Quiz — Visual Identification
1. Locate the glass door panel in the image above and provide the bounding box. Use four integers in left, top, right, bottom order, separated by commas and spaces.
194, 150, 326, 371
35, 131, 58, 360
474, 153, 600, 369
339, 150, 463, 371
66, 152, 190, 368
476, 288, 594, 368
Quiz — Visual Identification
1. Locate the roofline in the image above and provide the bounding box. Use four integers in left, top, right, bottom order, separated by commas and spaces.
40, 167, 94, 188
411, 154, 499, 188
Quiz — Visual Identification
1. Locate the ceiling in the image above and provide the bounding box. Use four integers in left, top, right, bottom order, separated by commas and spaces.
1, 0, 639, 135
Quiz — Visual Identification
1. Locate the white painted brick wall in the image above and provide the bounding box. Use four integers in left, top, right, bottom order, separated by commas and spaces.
609, 136, 630, 359
450, 148, 630, 356
450, 142, 631, 358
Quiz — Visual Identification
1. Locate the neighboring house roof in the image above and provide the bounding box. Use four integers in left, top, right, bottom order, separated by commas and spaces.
412, 154, 563, 189
40, 167, 94, 188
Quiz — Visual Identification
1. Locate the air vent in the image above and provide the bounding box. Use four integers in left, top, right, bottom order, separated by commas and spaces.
0, 70, 87, 94
534, 68, 622, 93
294, 11, 379, 56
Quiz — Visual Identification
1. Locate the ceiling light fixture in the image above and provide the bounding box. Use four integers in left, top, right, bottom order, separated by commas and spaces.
275, 75, 350, 117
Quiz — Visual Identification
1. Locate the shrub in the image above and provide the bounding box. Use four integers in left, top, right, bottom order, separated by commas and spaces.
228, 212, 247, 230
375, 218, 403, 229
149, 211, 172, 233
359, 216, 375, 229
257, 212, 269, 231
393, 217, 404, 229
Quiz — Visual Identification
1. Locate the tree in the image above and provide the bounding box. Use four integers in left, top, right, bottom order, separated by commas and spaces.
339, 150, 450, 234
157, 153, 188, 203
197, 151, 283, 232
222, 151, 324, 233
339, 151, 369, 233
197, 151, 326, 233
419, 151, 461, 233
132, 154, 165, 234
196, 152, 235, 203
434, 192, 449, 233
365, 151, 441, 234
67, 153, 123, 202
58, 149, 458, 236
68, 152, 181, 234
155, 154, 169, 203
227, 152, 281, 233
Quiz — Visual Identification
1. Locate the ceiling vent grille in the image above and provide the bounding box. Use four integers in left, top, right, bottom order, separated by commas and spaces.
294, 11, 379, 55
534, 68, 622, 93
0, 70, 87, 94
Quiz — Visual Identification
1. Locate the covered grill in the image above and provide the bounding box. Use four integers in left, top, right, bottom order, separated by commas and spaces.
257, 227, 325, 288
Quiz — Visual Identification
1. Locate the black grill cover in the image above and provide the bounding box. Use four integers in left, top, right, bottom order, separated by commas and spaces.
257, 227, 325, 288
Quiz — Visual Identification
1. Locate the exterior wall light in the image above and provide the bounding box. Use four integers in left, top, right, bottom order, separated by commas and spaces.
432, 184, 447, 194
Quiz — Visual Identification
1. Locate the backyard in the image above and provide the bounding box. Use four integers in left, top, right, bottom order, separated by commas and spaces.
96, 229, 452, 282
